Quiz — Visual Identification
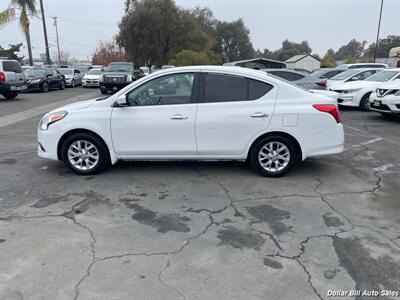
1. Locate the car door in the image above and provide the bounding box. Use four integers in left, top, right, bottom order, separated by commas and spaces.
111, 72, 199, 156
195, 72, 277, 156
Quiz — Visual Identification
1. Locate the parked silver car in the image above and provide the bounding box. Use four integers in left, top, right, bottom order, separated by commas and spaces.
0, 59, 27, 99
262, 69, 327, 90
57, 68, 83, 87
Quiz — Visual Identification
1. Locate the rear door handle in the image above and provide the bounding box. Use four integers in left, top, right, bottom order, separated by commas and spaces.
251, 112, 268, 118
170, 114, 188, 120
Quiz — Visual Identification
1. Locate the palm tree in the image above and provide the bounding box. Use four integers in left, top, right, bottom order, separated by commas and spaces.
0, 0, 38, 65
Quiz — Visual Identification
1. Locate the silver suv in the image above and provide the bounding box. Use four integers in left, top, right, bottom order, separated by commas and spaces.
0, 59, 27, 99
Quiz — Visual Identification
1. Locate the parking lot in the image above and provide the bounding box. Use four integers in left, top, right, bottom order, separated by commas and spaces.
0, 88, 399, 299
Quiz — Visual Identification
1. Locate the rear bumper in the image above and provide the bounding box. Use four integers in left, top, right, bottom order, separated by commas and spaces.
0, 82, 27, 93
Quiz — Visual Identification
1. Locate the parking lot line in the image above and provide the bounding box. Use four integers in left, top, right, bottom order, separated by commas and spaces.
0, 92, 98, 128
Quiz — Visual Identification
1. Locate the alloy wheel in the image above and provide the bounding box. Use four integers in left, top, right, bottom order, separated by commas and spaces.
258, 141, 290, 172
67, 140, 99, 171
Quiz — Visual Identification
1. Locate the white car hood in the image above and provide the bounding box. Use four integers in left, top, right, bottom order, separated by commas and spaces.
48, 98, 97, 114
374, 81, 400, 90
84, 75, 100, 80
330, 80, 380, 90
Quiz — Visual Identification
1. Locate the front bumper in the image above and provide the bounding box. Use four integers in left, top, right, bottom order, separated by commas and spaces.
37, 125, 63, 161
100, 82, 131, 92
369, 94, 400, 114
83, 80, 99, 87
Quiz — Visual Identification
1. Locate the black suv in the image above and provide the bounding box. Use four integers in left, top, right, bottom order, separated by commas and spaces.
99, 62, 144, 94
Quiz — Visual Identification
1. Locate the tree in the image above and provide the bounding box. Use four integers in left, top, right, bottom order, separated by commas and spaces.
0, 43, 24, 61
273, 40, 312, 61
169, 49, 219, 66
364, 35, 400, 58
0, 0, 37, 66
92, 42, 127, 65
214, 19, 255, 63
321, 53, 336, 68
117, 0, 211, 67
333, 39, 367, 60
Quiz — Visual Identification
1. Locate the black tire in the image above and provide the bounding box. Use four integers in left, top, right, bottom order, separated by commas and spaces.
2, 92, 18, 99
60, 80, 65, 90
60, 132, 110, 175
249, 135, 296, 177
42, 81, 49, 93
100, 89, 108, 95
71, 80, 76, 88
359, 93, 371, 111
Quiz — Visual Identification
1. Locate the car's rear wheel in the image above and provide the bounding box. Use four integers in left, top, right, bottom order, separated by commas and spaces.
41, 82, 49, 93
2, 92, 18, 99
249, 135, 296, 177
60, 80, 65, 90
61, 132, 109, 175
359, 93, 371, 111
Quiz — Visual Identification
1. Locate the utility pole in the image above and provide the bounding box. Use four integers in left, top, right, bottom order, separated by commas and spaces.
39, 0, 51, 65
53, 17, 61, 64
374, 0, 384, 63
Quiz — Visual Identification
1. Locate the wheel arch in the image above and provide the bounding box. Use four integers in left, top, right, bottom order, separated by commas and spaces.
247, 131, 303, 162
57, 128, 117, 164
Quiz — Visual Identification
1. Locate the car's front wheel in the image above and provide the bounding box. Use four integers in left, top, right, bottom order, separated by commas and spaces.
71, 80, 75, 88
249, 135, 296, 177
60, 80, 65, 90
41, 81, 49, 93
359, 93, 371, 111
61, 132, 109, 175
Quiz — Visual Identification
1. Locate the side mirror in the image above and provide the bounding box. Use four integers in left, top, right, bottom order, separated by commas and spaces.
46, 74, 52, 77
113, 94, 128, 107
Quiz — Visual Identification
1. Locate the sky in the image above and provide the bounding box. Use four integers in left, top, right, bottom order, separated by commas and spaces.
0, 0, 399, 61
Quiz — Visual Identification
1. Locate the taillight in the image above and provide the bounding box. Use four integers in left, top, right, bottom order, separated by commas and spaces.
0, 72, 5, 82
316, 80, 327, 88
313, 104, 341, 123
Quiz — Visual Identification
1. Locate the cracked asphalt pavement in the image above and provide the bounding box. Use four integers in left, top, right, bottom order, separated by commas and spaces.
0, 89, 399, 300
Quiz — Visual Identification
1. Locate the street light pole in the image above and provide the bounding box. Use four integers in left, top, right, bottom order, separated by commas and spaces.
374, 0, 384, 63
53, 17, 61, 64
39, 0, 51, 65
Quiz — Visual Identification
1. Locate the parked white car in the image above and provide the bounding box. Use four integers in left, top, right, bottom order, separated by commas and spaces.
369, 80, 400, 116
38, 66, 344, 177
82, 68, 103, 87
327, 68, 381, 88
330, 69, 400, 110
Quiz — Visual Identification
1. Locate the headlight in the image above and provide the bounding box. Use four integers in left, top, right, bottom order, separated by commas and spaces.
345, 88, 362, 94
394, 90, 400, 96
99, 75, 104, 82
126, 75, 133, 82
39, 111, 68, 130
30, 79, 41, 83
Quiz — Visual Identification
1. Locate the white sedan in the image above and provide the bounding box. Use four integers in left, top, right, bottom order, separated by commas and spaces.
82, 68, 103, 87
369, 81, 400, 116
330, 69, 400, 110
38, 66, 344, 177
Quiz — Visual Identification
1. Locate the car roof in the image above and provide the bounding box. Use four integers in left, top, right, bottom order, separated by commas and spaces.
262, 68, 305, 75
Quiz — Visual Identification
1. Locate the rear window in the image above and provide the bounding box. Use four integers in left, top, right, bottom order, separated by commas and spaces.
2, 61, 22, 73
203, 73, 273, 102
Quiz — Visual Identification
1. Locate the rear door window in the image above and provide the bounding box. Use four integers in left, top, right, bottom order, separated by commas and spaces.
202, 73, 273, 102
204, 73, 247, 102
2, 61, 22, 73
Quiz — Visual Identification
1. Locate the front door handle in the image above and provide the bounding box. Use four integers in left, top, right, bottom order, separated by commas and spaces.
251, 112, 269, 118
170, 114, 188, 120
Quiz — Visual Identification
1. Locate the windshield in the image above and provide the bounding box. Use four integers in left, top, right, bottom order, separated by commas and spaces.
87, 69, 102, 75
24, 68, 45, 77
365, 70, 399, 82
107, 63, 133, 72
58, 69, 73, 75
330, 69, 360, 80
